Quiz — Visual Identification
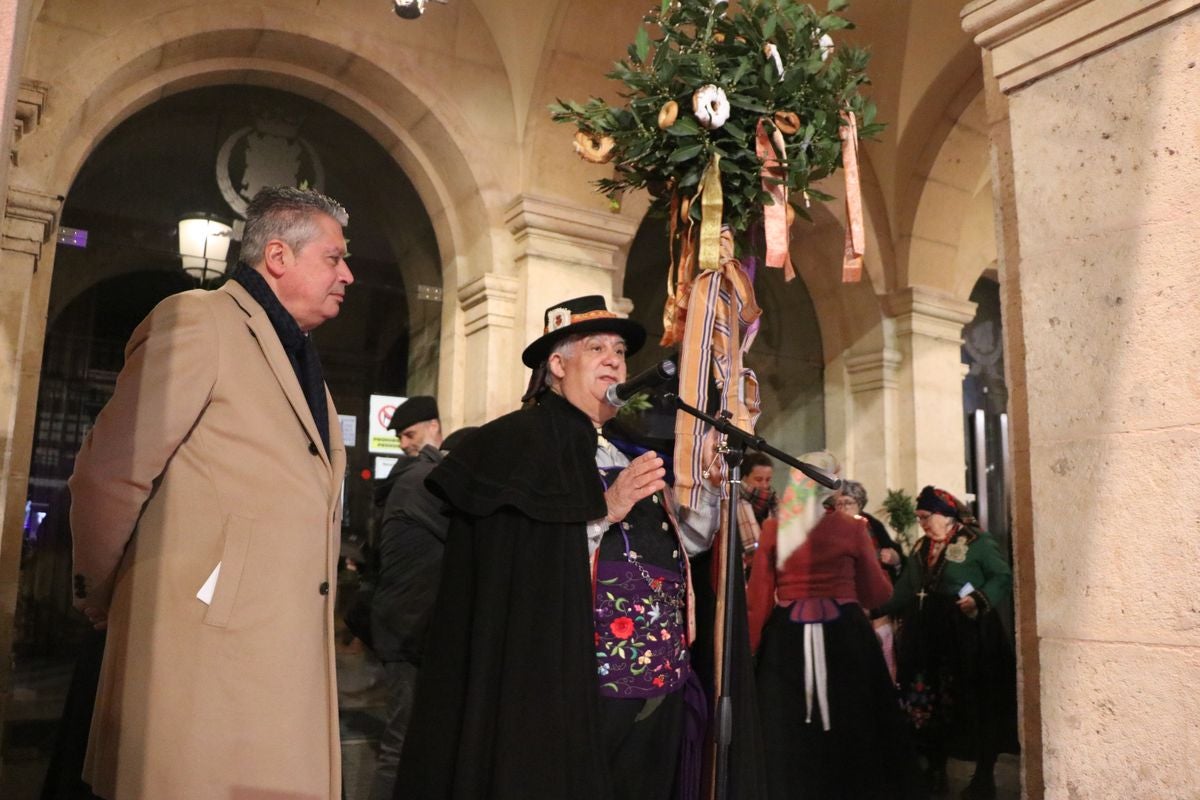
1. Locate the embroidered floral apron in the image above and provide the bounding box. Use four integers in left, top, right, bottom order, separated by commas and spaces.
594, 466, 690, 699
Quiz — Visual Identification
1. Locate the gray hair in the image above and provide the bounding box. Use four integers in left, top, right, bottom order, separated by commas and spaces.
240, 186, 349, 267
544, 335, 582, 389
840, 479, 868, 509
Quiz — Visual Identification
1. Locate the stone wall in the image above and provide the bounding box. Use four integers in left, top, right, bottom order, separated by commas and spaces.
966, 2, 1200, 797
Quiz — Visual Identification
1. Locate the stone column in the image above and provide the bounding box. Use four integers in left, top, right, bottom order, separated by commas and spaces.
456, 273, 520, 424
504, 194, 639, 397
0, 1, 37, 202
0, 186, 61, 739
843, 343, 902, 508
885, 286, 976, 497
963, 2, 1200, 798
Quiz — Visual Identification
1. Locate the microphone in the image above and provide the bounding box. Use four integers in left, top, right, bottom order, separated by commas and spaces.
605, 360, 677, 408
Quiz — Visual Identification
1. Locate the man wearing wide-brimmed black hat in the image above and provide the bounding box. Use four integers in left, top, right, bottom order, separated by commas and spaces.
395, 296, 746, 800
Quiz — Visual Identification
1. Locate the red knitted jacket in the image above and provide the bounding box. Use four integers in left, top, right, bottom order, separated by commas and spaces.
746, 511, 892, 652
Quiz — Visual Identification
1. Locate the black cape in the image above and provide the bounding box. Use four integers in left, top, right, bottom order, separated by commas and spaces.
395, 391, 765, 799
394, 392, 612, 799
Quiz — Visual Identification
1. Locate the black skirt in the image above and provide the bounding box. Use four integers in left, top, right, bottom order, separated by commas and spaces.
895, 592, 1020, 762
755, 603, 921, 800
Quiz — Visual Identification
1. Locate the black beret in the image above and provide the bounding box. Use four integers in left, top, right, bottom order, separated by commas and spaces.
388, 395, 439, 432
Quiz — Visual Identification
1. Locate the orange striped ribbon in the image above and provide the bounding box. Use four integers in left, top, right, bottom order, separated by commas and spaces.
672, 230, 762, 512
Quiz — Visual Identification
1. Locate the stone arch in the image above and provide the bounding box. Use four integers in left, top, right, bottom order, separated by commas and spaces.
950, 170, 999, 297
14, 3, 514, 416
519, 0, 651, 206
898, 78, 995, 298
784, 201, 891, 482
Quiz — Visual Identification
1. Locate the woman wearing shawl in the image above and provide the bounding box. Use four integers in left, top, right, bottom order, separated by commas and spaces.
878, 486, 1019, 799
746, 460, 919, 799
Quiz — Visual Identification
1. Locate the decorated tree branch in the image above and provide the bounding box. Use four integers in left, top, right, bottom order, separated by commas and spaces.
551, 0, 881, 509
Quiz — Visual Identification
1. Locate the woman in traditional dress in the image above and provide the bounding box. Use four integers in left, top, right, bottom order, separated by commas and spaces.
878, 485, 1019, 799
747, 468, 920, 800
834, 479, 905, 682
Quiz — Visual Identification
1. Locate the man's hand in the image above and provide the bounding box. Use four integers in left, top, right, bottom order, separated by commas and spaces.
956, 594, 978, 619
82, 606, 109, 631
605, 451, 666, 523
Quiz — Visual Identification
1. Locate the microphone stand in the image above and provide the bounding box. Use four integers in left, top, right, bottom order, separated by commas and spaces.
665, 393, 841, 800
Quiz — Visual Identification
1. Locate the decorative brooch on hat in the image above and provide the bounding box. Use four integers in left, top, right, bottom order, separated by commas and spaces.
547, 307, 572, 332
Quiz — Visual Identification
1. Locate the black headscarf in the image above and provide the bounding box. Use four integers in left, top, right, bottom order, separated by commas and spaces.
916, 485, 984, 536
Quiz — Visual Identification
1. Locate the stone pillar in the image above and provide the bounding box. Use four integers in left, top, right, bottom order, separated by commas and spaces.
504, 194, 640, 395
0, 186, 61, 740
457, 273, 519, 424
843, 343, 902, 509
963, 2, 1200, 798
975, 46, 1047, 800
0, 1, 37, 203
885, 286, 976, 497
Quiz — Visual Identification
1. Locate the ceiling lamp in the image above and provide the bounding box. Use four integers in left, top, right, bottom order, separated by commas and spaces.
394, 0, 427, 19
178, 214, 233, 283
394, 0, 445, 19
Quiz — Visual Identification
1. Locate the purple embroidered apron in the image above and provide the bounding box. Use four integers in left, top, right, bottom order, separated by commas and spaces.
594, 468, 690, 699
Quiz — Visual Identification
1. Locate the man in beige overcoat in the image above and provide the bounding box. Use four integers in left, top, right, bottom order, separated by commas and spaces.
69, 186, 354, 799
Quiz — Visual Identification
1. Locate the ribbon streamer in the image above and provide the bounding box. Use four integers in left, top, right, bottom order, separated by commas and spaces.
697, 154, 723, 272
661, 195, 699, 347
662, 192, 682, 341
673, 231, 762, 513
764, 43, 784, 82
756, 119, 796, 281
663, 152, 722, 346
839, 111, 864, 283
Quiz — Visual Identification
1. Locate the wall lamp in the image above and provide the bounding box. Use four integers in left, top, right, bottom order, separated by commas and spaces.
178, 214, 233, 283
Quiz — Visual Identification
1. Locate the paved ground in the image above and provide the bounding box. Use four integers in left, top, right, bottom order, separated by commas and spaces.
1, 644, 1019, 799
0, 643, 393, 800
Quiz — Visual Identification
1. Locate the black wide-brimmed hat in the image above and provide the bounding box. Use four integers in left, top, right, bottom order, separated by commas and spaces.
521, 295, 646, 368
387, 395, 439, 432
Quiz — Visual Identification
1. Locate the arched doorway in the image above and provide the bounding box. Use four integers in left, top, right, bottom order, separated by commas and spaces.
4, 84, 441, 798
962, 274, 1011, 570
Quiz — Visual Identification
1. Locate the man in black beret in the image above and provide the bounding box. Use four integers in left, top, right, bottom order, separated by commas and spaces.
395, 296, 765, 800
387, 395, 441, 457
368, 392, 470, 800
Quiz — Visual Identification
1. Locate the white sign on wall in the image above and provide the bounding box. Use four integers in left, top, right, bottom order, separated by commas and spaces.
338, 414, 357, 448
369, 394, 405, 455
374, 456, 399, 479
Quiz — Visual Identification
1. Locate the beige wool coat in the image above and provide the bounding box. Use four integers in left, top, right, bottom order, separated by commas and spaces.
69, 280, 346, 800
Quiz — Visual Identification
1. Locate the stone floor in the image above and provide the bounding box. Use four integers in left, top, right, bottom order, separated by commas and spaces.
1, 644, 1020, 799
947, 754, 1021, 799
0, 643, 393, 800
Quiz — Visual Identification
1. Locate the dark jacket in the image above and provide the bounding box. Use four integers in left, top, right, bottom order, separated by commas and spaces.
369, 445, 448, 664
864, 512, 905, 584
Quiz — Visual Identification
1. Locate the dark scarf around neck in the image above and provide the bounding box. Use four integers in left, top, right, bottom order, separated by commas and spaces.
232, 263, 331, 454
